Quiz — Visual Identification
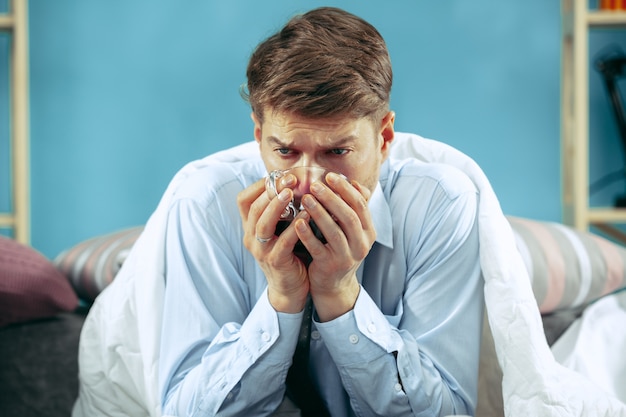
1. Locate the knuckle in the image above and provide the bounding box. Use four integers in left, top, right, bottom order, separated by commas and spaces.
325, 227, 344, 244
354, 194, 368, 212
236, 191, 246, 206
273, 237, 290, 254
249, 199, 264, 217
344, 213, 361, 229
357, 244, 370, 259
356, 236, 374, 259
243, 236, 255, 253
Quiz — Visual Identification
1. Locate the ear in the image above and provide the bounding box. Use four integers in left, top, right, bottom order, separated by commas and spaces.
379, 111, 395, 158
251, 112, 262, 144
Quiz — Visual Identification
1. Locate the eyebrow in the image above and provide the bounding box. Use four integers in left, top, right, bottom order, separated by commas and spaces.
265, 135, 359, 148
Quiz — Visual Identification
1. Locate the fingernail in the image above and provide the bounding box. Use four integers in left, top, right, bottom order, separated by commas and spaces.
281, 174, 296, 186
310, 182, 324, 193
302, 195, 317, 208
278, 189, 290, 201
327, 172, 340, 184
296, 219, 308, 232
297, 210, 310, 221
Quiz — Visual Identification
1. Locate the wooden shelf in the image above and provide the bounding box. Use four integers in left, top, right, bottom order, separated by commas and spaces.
0, 213, 14, 227
0, 14, 14, 29
561, 1, 626, 244
588, 207, 626, 223
588, 11, 626, 27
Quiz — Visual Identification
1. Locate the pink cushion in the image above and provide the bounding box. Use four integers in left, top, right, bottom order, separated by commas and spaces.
0, 236, 79, 327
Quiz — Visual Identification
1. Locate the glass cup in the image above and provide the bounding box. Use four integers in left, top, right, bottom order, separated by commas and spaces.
265, 166, 340, 221
265, 166, 345, 262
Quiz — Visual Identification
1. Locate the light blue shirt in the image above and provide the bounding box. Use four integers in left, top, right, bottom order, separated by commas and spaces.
159, 154, 483, 417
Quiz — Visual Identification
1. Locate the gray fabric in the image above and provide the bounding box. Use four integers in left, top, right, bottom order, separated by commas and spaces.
0, 309, 87, 417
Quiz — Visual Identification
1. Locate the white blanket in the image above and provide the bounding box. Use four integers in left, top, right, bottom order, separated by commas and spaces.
552, 289, 626, 404
73, 133, 626, 417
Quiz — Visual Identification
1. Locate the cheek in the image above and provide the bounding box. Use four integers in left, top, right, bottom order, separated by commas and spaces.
358, 154, 384, 190
341, 161, 381, 191
259, 148, 284, 171
361, 170, 381, 193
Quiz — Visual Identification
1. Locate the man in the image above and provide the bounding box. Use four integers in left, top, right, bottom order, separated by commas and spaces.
158, 6, 483, 417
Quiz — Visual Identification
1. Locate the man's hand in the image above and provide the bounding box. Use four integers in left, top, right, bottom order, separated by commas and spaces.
294, 173, 376, 322
238, 174, 375, 320
237, 179, 309, 313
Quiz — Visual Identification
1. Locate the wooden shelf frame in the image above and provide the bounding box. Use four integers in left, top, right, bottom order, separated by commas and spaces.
561, 0, 626, 242
0, 0, 29, 244
588, 10, 626, 27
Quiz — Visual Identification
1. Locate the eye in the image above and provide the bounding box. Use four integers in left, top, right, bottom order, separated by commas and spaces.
329, 148, 349, 155
276, 148, 292, 155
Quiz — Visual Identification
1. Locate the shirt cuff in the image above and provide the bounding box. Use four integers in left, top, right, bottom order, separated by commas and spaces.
239, 288, 304, 364
314, 287, 402, 366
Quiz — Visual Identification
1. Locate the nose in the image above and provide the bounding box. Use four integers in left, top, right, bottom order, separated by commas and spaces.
298, 156, 323, 168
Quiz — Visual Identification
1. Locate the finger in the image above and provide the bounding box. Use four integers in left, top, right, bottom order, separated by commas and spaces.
348, 179, 372, 202
325, 175, 375, 238
309, 178, 361, 235
326, 174, 370, 216
276, 173, 297, 195
308, 178, 374, 258
294, 214, 330, 258
255, 188, 294, 242
237, 179, 267, 224
275, 210, 311, 256
300, 193, 348, 253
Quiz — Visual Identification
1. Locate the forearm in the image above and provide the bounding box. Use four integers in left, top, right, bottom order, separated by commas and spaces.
161, 291, 302, 416
315, 289, 478, 417
164, 351, 289, 417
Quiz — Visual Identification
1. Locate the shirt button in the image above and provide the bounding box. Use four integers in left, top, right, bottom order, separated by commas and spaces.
394, 383, 403, 392
261, 332, 271, 342
367, 323, 376, 333
311, 330, 321, 340
349, 334, 359, 344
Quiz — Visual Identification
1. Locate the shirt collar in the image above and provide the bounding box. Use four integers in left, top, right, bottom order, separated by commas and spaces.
369, 179, 394, 249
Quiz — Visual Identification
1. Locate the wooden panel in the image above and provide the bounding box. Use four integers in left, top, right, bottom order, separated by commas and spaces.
0, 0, 29, 243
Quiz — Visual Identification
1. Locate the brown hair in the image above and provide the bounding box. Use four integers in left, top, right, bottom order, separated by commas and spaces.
241, 7, 392, 123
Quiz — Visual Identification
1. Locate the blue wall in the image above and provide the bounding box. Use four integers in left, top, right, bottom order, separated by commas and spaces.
2, 1, 625, 258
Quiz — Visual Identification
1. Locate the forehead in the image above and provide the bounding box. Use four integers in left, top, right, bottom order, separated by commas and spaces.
261, 111, 376, 145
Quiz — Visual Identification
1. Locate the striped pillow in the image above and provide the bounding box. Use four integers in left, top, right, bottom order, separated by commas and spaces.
507, 216, 626, 313
54, 227, 143, 302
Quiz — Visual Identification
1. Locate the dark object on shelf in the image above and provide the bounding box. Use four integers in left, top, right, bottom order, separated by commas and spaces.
596, 51, 626, 207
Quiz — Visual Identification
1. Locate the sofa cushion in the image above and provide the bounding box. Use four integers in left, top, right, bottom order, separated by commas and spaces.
0, 236, 78, 327
507, 216, 626, 313
54, 227, 143, 303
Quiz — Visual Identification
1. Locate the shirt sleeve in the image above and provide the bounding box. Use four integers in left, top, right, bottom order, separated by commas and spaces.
159, 195, 302, 416
315, 186, 483, 417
